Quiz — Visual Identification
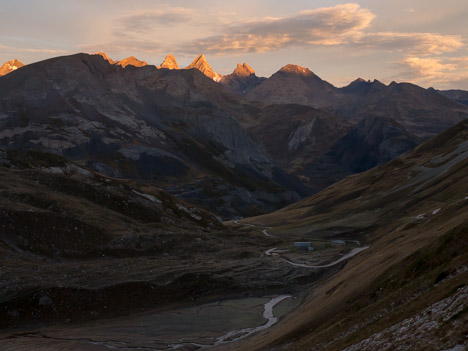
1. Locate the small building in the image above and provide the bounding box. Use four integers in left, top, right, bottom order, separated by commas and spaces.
332, 240, 346, 245
294, 242, 313, 251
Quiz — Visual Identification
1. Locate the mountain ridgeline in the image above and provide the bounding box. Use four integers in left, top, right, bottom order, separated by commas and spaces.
1, 53, 467, 218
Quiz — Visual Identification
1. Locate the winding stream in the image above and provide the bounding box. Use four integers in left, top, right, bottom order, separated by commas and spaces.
168, 295, 292, 349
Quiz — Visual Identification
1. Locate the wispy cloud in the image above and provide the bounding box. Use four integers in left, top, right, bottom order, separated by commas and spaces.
119, 7, 196, 31
395, 55, 468, 87
354, 32, 464, 55
0, 45, 68, 55
179, 3, 375, 54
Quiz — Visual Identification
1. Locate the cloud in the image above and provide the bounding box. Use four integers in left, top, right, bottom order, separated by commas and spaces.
355, 32, 464, 55
119, 7, 196, 31
395, 55, 468, 88
82, 38, 164, 55
398, 57, 457, 79
176, 4, 464, 56
0, 45, 68, 55
179, 3, 375, 54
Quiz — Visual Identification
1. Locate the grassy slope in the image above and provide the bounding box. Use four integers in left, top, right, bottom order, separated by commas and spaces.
224, 120, 468, 350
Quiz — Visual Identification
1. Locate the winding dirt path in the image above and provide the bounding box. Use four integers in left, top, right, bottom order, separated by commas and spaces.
233, 220, 369, 269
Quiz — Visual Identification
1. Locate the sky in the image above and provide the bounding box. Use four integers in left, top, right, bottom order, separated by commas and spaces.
1, 0, 468, 89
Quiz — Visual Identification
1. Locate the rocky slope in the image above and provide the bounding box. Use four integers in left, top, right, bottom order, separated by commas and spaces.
246, 66, 468, 139
0, 59, 24, 76
226, 119, 468, 351
220, 63, 266, 95
0, 53, 306, 218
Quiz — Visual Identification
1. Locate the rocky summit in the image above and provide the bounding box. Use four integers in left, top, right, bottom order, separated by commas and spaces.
0, 59, 24, 76
159, 54, 180, 69
186, 54, 223, 82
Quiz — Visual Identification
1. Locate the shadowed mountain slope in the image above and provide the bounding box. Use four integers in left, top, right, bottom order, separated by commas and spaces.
302, 116, 421, 191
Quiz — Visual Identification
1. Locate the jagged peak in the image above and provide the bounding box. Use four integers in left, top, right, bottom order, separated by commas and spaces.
232, 62, 255, 76
160, 54, 179, 70
185, 54, 222, 82
118, 56, 148, 68
188, 54, 208, 67
94, 52, 116, 64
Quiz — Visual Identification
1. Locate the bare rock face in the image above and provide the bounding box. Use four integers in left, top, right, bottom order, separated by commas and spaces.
0, 59, 24, 76
186, 54, 222, 82
159, 54, 180, 69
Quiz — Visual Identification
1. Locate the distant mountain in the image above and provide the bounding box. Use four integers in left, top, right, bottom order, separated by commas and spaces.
117, 56, 148, 68
159, 54, 179, 69
0, 59, 24, 76
185, 54, 222, 82
246, 65, 468, 139
94, 53, 147, 68
219, 63, 266, 95
0, 53, 306, 218
437, 88, 468, 106
246, 64, 337, 110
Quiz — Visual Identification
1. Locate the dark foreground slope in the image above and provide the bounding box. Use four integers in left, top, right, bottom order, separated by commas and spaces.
226, 119, 468, 351
0, 150, 330, 335
0, 54, 307, 218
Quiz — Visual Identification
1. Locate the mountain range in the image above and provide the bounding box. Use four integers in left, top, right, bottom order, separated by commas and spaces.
1, 53, 467, 217
0, 52, 467, 350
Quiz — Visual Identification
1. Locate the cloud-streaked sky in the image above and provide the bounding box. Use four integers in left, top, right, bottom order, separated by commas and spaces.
1, 0, 468, 89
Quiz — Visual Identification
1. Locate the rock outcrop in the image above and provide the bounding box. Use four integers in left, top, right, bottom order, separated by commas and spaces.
0, 59, 24, 76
